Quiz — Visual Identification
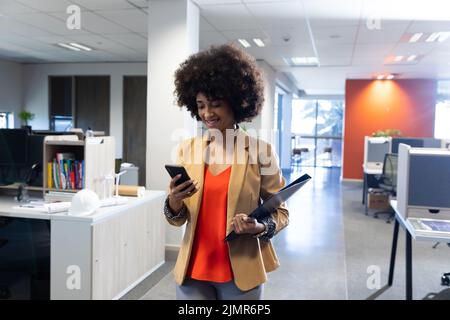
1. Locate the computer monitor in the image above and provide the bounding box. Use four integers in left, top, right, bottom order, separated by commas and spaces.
391, 138, 424, 154
364, 137, 391, 165
408, 152, 450, 209
0, 129, 44, 186
27, 135, 44, 166
423, 138, 442, 148
0, 129, 27, 165
26, 135, 45, 186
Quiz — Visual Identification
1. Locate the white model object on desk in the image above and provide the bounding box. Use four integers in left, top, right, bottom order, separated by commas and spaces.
68, 189, 101, 216
14, 200, 72, 213
97, 171, 129, 207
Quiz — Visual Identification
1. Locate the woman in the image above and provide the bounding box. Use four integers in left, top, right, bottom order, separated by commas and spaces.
164, 44, 289, 300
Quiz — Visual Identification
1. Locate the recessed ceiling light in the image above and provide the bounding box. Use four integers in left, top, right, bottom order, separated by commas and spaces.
423, 32, 450, 42
407, 54, 417, 61
394, 55, 404, 62
57, 43, 81, 51
409, 33, 423, 43
386, 74, 395, 80
437, 32, 450, 42
238, 39, 251, 48
426, 32, 441, 42
377, 75, 385, 80
69, 43, 92, 51
290, 56, 319, 65
252, 38, 265, 47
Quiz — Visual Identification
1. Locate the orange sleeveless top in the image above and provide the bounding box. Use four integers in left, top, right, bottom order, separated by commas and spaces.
186, 165, 233, 282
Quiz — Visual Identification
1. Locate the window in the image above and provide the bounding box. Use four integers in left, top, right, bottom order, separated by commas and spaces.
0, 112, 13, 129
435, 100, 450, 139
291, 99, 344, 167
51, 115, 73, 132
49, 76, 73, 131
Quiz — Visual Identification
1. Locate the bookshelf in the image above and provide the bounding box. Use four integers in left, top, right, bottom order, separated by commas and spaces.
43, 135, 115, 201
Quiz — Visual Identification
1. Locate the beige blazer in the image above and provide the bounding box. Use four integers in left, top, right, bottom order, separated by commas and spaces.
166, 128, 289, 291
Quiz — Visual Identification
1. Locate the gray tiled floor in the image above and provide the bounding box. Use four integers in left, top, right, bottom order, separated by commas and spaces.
136, 167, 450, 300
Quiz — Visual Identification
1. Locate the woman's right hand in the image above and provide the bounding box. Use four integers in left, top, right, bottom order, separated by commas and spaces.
168, 175, 199, 212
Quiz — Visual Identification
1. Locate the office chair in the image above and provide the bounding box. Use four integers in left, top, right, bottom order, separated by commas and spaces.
373, 153, 398, 223
292, 148, 301, 166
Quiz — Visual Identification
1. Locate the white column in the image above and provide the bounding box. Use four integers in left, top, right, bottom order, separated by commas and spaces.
258, 61, 276, 136
146, 0, 199, 249
280, 93, 292, 170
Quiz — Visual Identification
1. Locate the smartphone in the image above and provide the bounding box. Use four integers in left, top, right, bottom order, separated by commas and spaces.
165, 165, 193, 191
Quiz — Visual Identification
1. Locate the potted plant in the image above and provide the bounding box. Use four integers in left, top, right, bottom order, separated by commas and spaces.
19, 111, 35, 133
371, 129, 402, 137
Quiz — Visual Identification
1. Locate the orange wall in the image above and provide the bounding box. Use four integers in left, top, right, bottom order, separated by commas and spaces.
343, 79, 436, 180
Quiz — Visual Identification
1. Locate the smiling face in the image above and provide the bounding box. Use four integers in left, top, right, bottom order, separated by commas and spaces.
196, 92, 235, 133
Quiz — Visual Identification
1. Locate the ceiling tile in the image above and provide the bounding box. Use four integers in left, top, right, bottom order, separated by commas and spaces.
127, 0, 149, 8
199, 30, 228, 49
261, 56, 287, 67
421, 51, 450, 64
95, 9, 148, 33
246, 1, 305, 29
221, 29, 267, 42
103, 33, 148, 53
316, 44, 354, 58
353, 43, 394, 58
357, 23, 409, 44
13, 12, 90, 36
243, 0, 299, 3
289, 67, 352, 95
193, 0, 242, 5
0, 40, 30, 53
304, 0, 362, 28
26, 49, 82, 62
0, 0, 36, 14
200, 4, 259, 30
0, 34, 57, 51
319, 55, 352, 66
407, 20, 450, 34
392, 42, 437, 56
351, 56, 384, 66
72, 0, 135, 11
64, 33, 141, 55
33, 35, 77, 45
272, 44, 316, 58
15, 0, 76, 13
0, 17, 50, 36
263, 27, 310, 46
311, 25, 357, 45
50, 11, 131, 34
361, 0, 450, 22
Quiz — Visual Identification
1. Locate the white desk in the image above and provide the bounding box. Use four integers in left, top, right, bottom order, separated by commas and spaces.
0, 190, 166, 300
387, 200, 450, 300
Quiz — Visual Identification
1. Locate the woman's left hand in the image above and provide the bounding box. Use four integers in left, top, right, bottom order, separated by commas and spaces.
232, 213, 265, 235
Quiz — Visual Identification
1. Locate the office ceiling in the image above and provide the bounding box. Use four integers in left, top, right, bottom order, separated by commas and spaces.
1, 0, 450, 94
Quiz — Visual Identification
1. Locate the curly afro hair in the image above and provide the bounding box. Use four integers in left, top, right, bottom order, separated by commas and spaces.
174, 43, 264, 123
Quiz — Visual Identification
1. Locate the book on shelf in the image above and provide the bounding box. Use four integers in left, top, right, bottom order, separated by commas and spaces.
48, 153, 84, 191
